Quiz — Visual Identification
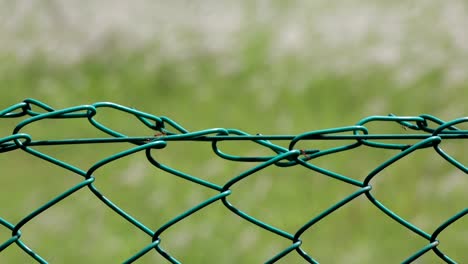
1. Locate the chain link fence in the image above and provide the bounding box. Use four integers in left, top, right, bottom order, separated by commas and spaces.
0, 99, 466, 263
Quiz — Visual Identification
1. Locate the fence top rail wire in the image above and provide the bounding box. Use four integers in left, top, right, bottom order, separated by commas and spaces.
0, 98, 466, 263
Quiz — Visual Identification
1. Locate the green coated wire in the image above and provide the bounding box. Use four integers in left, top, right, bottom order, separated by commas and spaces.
0, 98, 466, 264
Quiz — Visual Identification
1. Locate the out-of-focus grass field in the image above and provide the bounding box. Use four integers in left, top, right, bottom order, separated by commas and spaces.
0, 1, 466, 263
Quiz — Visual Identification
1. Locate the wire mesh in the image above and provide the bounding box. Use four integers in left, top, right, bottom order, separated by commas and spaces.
0, 99, 466, 263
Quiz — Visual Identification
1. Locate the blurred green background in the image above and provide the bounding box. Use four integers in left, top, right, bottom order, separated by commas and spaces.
0, 0, 466, 263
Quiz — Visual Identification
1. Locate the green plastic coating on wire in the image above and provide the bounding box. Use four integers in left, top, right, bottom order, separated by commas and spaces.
0, 99, 466, 263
